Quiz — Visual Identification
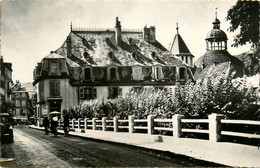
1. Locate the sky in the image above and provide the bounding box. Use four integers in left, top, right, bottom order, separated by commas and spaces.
1, 0, 251, 83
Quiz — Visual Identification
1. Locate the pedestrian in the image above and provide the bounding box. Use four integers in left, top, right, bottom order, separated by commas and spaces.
62, 109, 70, 137
51, 115, 58, 137
43, 116, 49, 135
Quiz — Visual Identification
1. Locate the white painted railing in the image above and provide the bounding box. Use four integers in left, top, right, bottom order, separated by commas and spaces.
220, 119, 260, 139
58, 113, 260, 145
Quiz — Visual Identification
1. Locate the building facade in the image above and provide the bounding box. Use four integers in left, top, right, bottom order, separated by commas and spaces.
0, 56, 13, 113
11, 81, 31, 122
33, 17, 194, 123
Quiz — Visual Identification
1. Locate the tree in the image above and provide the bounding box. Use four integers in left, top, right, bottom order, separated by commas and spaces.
226, 1, 259, 49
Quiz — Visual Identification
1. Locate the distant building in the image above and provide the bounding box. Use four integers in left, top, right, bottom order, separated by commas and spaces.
12, 81, 31, 122
194, 14, 244, 81
33, 17, 194, 124
0, 56, 13, 113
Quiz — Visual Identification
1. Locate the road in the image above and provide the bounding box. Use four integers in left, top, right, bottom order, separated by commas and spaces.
1, 126, 222, 167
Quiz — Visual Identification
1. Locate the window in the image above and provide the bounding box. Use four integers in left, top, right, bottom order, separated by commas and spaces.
108, 87, 122, 99
15, 100, 20, 107
179, 67, 186, 80
79, 88, 84, 98
22, 100, 26, 107
21, 93, 26, 98
132, 66, 144, 81
50, 62, 58, 74
108, 67, 118, 81
133, 87, 143, 94
79, 87, 97, 99
84, 67, 92, 80
152, 66, 164, 81
39, 81, 44, 100
49, 80, 60, 97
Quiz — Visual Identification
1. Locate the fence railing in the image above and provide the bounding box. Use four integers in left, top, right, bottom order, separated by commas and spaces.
58, 113, 260, 145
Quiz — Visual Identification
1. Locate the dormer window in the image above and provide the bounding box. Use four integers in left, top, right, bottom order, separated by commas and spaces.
110, 67, 117, 80
132, 66, 144, 81
132, 52, 139, 61
50, 61, 58, 74
84, 67, 92, 81
151, 52, 156, 60
84, 52, 90, 60
152, 66, 164, 81
107, 66, 119, 81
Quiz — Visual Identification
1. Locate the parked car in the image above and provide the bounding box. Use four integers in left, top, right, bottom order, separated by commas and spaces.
0, 113, 14, 143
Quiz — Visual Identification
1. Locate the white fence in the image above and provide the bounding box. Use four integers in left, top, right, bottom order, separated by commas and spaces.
58, 113, 260, 144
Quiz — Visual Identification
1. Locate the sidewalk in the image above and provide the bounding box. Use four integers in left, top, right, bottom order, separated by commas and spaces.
30, 125, 260, 167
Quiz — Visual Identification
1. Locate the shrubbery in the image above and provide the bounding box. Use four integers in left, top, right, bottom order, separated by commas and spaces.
67, 74, 259, 120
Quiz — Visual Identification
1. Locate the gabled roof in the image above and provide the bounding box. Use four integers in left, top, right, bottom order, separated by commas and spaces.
170, 33, 193, 56
55, 29, 186, 67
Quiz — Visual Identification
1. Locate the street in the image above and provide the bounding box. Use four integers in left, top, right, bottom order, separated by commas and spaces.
1, 126, 222, 167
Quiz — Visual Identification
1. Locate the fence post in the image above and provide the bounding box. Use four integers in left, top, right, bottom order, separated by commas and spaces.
92, 118, 97, 130
113, 116, 119, 132
102, 117, 108, 131
72, 119, 75, 129
78, 118, 82, 130
129, 116, 135, 133
84, 118, 88, 130
58, 119, 61, 128
148, 115, 156, 135
173, 114, 184, 139
208, 113, 224, 142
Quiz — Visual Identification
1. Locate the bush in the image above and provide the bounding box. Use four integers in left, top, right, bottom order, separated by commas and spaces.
67, 74, 259, 120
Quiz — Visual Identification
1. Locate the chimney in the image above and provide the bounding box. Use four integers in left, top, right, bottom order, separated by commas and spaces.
143, 25, 156, 43
66, 36, 72, 58
115, 17, 121, 46
149, 26, 156, 42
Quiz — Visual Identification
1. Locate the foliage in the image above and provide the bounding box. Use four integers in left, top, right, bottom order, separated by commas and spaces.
67, 74, 259, 120
226, 1, 259, 49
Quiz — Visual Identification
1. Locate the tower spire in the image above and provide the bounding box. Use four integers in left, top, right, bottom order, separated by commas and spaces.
176, 22, 179, 34
70, 22, 72, 31
215, 7, 218, 19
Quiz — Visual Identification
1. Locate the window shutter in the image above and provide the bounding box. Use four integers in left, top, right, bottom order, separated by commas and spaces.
55, 81, 60, 96
92, 88, 97, 98
49, 81, 54, 96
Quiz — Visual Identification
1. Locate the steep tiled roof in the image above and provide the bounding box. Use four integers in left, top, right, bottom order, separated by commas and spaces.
194, 61, 244, 81
170, 33, 193, 56
195, 50, 243, 68
55, 30, 185, 67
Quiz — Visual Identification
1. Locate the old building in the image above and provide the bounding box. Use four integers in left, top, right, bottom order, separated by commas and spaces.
194, 14, 244, 81
0, 56, 13, 113
170, 24, 194, 67
33, 17, 194, 123
11, 81, 31, 123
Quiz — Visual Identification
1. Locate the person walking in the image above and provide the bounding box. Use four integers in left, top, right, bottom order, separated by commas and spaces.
43, 116, 49, 135
51, 116, 58, 137
63, 109, 70, 137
